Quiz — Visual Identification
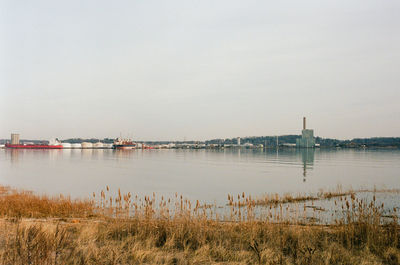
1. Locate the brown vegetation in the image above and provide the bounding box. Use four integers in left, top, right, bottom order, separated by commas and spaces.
0, 185, 399, 264
247, 187, 358, 207
0, 185, 94, 218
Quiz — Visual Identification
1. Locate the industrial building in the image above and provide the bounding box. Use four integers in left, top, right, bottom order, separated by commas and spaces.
11, 133, 20, 144
296, 117, 315, 148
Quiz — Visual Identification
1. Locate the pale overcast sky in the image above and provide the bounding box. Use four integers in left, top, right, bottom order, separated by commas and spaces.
1, 0, 399, 141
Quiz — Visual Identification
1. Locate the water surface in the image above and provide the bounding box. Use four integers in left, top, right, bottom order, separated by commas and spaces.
0, 148, 399, 205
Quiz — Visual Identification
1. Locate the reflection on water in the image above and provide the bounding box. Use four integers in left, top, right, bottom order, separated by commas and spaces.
0, 148, 399, 205
7, 149, 64, 163
301, 149, 314, 182
10, 149, 19, 163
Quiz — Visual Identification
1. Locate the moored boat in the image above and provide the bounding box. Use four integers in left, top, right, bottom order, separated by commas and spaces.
5, 144, 63, 149
113, 138, 137, 149
5, 136, 63, 149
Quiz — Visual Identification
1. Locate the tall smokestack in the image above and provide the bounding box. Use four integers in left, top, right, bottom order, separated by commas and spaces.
303, 117, 306, 130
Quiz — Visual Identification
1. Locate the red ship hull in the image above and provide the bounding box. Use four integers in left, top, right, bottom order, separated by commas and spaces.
5, 144, 63, 149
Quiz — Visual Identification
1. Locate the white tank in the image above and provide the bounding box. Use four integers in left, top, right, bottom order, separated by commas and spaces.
94, 142, 103, 149
62, 143, 72, 148
71, 143, 82, 149
81, 142, 93, 149
103, 143, 113, 149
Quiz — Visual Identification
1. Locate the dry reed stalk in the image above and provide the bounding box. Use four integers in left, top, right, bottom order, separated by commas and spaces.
0, 186, 95, 219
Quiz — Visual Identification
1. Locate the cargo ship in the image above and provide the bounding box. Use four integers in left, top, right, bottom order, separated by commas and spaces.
5, 143, 63, 149
113, 137, 137, 149
5, 134, 63, 149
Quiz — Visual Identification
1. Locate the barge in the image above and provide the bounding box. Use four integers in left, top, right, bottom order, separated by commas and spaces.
5, 135, 63, 149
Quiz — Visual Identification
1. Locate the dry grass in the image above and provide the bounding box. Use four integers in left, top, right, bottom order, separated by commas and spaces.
246, 187, 355, 207
0, 186, 95, 218
0, 185, 399, 264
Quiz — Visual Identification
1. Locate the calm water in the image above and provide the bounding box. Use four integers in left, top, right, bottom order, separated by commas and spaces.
0, 148, 399, 206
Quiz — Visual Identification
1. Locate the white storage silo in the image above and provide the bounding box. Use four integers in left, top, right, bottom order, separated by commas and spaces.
71, 143, 82, 149
94, 142, 104, 149
81, 142, 93, 149
62, 143, 72, 149
103, 143, 113, 149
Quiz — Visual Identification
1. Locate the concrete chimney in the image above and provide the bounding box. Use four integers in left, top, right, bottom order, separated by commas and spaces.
303, 117, 306, 130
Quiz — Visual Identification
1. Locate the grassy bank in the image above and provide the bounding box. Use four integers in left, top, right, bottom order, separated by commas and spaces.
0, 186, 399, 264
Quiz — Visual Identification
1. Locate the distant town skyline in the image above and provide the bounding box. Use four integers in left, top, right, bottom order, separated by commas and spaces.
1, 0, 399, 141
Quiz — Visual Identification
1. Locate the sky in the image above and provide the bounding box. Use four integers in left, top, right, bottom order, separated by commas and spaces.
1, 0, 399, 141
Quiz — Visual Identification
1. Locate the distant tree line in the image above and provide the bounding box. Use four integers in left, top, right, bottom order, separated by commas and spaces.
61, 138, 115, 144
206, 136, 400, 148
205, 135, 300, 146
315, 137, 400, 148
